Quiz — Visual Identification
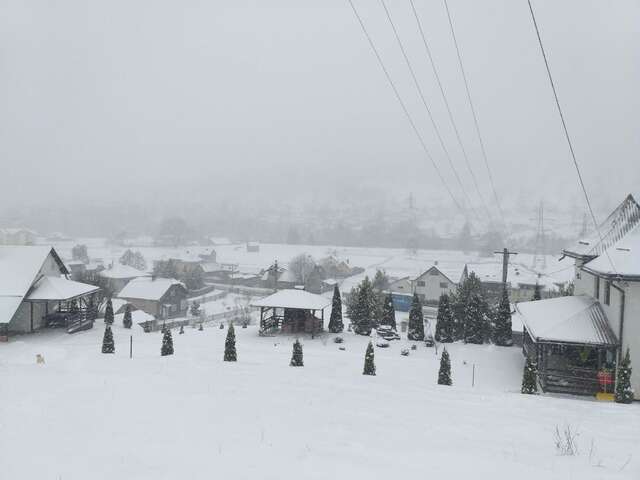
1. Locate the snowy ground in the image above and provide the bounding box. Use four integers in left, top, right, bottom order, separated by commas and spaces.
1, 322, 639, 479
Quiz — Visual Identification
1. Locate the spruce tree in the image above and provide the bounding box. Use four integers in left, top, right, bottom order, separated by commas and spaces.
532, 283, 542, 301
123, 304, 132, 329
438, 348, 452, 385
363, 341, 376, 376
407, 293, 425, 341
615, 348, 634, 404
198, 323, 203, 331
381, 292, 397, 331
104, 298, 114, 325
521, 358, 538, 394
328, 284, 344, 333
434, 293, 454, 343
492, 287, 513, 346
161, 328, 174, 356
290, 339, 304, 367
179, 324, 184, 334
102, 325, 115, 354
354, 277, 374, 335
463, 293, 485, 344
224, 323, 237, 362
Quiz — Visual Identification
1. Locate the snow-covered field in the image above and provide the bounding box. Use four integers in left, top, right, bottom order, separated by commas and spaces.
2, 321, 638, 480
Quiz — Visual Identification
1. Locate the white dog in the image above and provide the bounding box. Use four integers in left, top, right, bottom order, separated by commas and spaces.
36, 354, 45, 365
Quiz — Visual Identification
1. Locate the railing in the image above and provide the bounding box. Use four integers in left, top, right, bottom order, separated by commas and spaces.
540, 367, 600, 396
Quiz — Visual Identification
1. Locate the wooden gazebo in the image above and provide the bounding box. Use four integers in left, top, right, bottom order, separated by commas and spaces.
251, 289, 330, 336
517, 295, 619, 396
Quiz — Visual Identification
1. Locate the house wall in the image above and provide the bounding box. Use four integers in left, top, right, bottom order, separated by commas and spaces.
389, 278, 412, 295
8, 253, 65, 333
414, 269, 456, 303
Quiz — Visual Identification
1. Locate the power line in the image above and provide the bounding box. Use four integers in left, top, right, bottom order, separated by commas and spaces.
346, 0, 468, 221
443, 0, 506, 229
378, 0, 480, 224
408, 0, 492, 223
526, 0, 617, 274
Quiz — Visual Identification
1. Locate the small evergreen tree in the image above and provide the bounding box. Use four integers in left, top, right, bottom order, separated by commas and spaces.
363, 341, 376, 376
179, 324, 184, 334
161, 328, 174, 356
328, 284, 344, 333
434, 293, 454, 343
381, 292, 397, 331
104, 298, 114, 325
492, 287, 513, 346
190, 301, 201, 317
521, 358, 538, 394
224, 323, 237, 362
198, 323, 203, 331
290, 339, 304, 367
102, 325, 115, 354
532, 283, 542, 301
438, 348, 452, 385
407, 293, 425, 341
353, 277, 374, 335
615, 348, 634, 404
123, 304, 132, 329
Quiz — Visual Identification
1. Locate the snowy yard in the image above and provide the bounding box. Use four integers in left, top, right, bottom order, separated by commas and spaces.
1, 322, 639, 480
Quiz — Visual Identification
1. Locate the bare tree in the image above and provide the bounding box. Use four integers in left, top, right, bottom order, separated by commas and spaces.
288, 254, 316, 284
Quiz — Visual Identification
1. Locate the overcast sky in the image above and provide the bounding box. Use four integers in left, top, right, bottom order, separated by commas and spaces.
1, 0, 638, 217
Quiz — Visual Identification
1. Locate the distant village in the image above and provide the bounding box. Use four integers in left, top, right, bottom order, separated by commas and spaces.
1, 194, 638, 403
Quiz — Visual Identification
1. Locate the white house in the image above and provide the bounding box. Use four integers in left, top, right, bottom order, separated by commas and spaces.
0, 246, 101, 338
412, 266, 459, 303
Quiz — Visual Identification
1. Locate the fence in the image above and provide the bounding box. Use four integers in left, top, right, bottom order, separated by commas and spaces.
148, 306, 252, 332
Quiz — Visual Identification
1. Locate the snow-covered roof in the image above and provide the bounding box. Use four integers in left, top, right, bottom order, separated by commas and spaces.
516, 295, 617, 346
0, 246, 67, 323
98, 264, 149, 279
118, 277, 185, 301
251, 289, 330, 310
26, 276, 100, 301
563, 194, 640, 260
582, 223, 640, 279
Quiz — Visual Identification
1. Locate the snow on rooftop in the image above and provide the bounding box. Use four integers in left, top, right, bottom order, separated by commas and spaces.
114, 309, 155, 325
515, 295, 617, 346
251, 289, 330, 310
98, 264, 149, 279
118, 277, 184, 301
26, 276, 100, 301
563, 194, 640, 259
583, 223, 640, 278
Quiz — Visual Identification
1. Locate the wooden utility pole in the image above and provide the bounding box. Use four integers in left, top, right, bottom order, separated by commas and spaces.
494, 248, 518, 285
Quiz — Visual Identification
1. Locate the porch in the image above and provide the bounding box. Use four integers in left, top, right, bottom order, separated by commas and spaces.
517, 295, 619, 397
26, 276, 102, 334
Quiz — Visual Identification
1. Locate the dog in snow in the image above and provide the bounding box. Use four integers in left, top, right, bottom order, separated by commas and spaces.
36, 354, 45, 364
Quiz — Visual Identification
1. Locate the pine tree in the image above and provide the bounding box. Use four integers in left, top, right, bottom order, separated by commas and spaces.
407, 293, 425, 341
161, 328, 174, 356
290, 339, 304, 367
353, 277, 374, 336
179, 324, 184, 334
198, 323, 203, 331
328, 284, 344, 333
463, 293, 485, 344
123, 304, 132, 329
381, 292, 397, 330
434, 293, 454, 342
438, 348, 452, 385
492, 287, 513, 346
521, 358, 538, 394
615, 348, 634, 404
452, 272, 484, 341
224, 323, 237, 362
102, 325, 115, 354
363, 341, 376, 376
532, 283, 542, 301
104, 298, 114, 325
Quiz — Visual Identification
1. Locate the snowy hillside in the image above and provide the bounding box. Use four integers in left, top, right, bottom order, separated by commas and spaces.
1, 321, 638, 480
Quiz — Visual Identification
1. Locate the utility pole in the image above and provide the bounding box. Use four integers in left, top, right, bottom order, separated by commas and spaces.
494, 248, 518, 285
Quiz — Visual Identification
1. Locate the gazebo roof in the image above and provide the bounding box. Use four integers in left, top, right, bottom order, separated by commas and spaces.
251, 289, 330, 310
515, 295, 618, 346
26, 276, 100, 301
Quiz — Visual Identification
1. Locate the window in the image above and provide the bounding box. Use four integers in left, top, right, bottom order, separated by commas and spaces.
439, 282, 449, 289
604, 281, 611, 306
417, 281, 425, 287
594, 276, 600, 299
